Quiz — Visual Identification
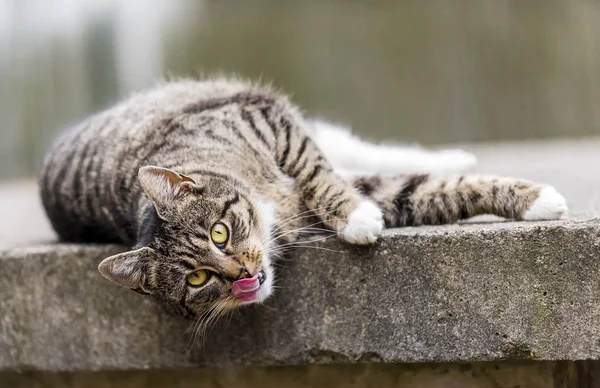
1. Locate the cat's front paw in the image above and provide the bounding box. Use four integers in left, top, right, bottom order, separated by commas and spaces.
522, 186, 568, 220
340, 200, 384, 244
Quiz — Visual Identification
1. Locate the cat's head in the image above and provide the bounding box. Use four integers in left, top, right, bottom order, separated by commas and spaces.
98, 166, 275, 319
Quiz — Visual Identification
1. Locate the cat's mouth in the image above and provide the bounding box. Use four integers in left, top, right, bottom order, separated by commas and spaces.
231, 269, 267, 302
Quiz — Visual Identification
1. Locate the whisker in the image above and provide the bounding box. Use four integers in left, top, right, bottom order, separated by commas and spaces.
272, 206, 336, 231
203, 302, 229, 337
223, 303, 236, 331
274, 245, 345, 255
268, 228, 335, 243
184, 317, 201, 352
269, 220, 329, 243
187, 303, 219, 350
275, 190, 303, 207
267, 218, 348, 246
274, 233, 336, 249
269, 235, 339, 257
272, 205, 330, 228
259, 207, 337, 246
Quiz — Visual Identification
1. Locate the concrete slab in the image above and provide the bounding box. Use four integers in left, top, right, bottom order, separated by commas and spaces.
1, 218, 600, 371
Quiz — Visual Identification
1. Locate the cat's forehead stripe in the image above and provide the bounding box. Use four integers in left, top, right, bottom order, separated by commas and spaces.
192, 231, 208, 240
176, 259, 196, 271
220, 193, 240, 219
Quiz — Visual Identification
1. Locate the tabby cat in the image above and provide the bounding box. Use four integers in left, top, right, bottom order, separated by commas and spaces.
39, 77, 567, 321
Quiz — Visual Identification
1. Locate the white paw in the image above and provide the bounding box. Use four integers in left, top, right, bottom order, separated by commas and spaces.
341, 200, 384, 245
522, 186, 568, 220
430, 149, 478, 174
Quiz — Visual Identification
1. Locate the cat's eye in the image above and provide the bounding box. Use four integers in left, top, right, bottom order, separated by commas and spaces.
211, 222, 229, 248
187, 270, 211, 287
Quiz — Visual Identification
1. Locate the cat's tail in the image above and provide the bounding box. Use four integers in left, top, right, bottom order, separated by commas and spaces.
351, 174, 567, 227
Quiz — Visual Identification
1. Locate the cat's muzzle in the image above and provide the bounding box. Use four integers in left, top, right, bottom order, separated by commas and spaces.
231, 270, 267, 302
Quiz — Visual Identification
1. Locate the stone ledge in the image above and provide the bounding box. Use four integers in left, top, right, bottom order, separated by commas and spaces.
1, 217, 600, 372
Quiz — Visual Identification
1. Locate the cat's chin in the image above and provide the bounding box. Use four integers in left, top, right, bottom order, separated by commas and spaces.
250, 263, 273, 304
257, 264, 274, 302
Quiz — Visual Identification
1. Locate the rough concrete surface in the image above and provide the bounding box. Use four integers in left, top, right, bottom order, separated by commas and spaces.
1, 138, 600, 373
1, 218, 600, 371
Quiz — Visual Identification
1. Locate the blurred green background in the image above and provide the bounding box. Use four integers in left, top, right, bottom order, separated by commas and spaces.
1, 0, 599, 180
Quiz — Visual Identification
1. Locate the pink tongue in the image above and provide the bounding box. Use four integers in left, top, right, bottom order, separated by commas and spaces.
232, 274, 260, 301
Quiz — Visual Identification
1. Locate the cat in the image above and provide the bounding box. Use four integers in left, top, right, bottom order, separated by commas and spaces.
39, 76, 567, 322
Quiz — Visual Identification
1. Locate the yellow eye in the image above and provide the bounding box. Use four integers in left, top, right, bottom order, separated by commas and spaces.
211, 223, 229, 247
187, 270, 211, 287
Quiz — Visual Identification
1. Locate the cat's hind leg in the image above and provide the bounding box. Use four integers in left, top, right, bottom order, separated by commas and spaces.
308, 119, 478, 175
352, 174, 567, 227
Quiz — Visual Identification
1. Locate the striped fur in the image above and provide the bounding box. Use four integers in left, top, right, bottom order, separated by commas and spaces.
39, 77, 567, 323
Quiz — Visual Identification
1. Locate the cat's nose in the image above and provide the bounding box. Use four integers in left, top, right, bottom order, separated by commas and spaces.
238, 258, 262, 279
237, 265, 253, 280
235, 256, 261, 279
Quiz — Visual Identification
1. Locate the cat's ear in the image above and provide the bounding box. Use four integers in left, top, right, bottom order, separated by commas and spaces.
138, 166, 196, 212
98, 246, 157, 295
